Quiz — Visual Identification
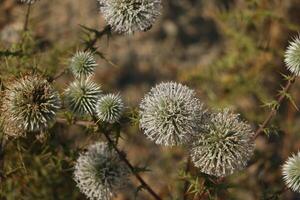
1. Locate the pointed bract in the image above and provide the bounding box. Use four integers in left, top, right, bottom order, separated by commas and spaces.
190, 109, 255, 177
282, 152, 300, 193
96, 93, 124, 124
285, 35, 300, 76
69, 51, 98, 78
74, 142, 130, 200
139, 82, 206, 146
1, 74, 61, 135
98, 0, 162, 34
64, 78, 102, 116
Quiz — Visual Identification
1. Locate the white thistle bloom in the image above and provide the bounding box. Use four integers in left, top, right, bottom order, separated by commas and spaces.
20, 0, 39, 4
64, 78, 102, 115
282, 152, 300, 193
98, 0, 162, 34
74, 142, 130, 200
2, 75, 61, 134
190, 109, 254, 177
96, 94, 124, 124
69, 51, 98, 78
139, 82, 206, 146
284, 35, 300, 76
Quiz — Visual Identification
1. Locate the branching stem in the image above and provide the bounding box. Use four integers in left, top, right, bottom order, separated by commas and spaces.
253, 75, 296, 139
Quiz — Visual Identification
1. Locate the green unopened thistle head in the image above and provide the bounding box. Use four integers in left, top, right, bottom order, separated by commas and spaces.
74, 142, 129, 200
284, 35, 300, 76
96, 93, 124, 124
139, 82, 206, 146
69, 51, 97, 78
2, 74, 61, 134
190, 109, 254, 177
98, 0, 162, 34
282, 152, 300, 193
64, 78, 102, 115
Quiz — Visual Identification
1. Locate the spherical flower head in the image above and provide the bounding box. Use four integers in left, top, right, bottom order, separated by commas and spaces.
74, 142, 130, 200
284, 35, 300, 76
98, 0, 162, 34
190, 109, 255, 177
139, 82, 206, 146
64, 78, 102, 116
2, 74, 61, 133
282, 152, 300, 193
20, 0, 39, 4
69, 51, 98, 78
96, 93, 124, 124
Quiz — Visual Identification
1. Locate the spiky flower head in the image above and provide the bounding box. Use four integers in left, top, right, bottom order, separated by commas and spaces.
64, 78, 102, 115
284, 35, 300, 76
139, 82, 206, 146
96, 94, 124, 124
20, 0, 39, 4
190, 109, 255, 177
69, 51, 98, 78
282, 152, 300, 193
74, 142, 130, 200
98, 0, 162, 34
2, 74, 61, 134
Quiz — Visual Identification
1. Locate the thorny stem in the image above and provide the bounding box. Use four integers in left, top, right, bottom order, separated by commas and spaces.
56, 117, 94, 126
253, 75, 296, 139
49, 25, 112, 82
89, 114, 162, 200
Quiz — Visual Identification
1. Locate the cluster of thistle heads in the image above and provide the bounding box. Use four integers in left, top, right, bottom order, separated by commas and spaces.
9, 0, 300, 198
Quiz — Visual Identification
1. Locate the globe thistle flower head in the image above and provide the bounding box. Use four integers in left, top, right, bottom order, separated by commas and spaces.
20, 0, 39, 4
74, 142, 129, 200
69, 51, 98, 78
96, 93, 124, 124
284, 35, 300, 76
139, 82, 206, 146
190, 109, 254, 177
282, 152, 300, 193
2, 74, 61, 133
98, 0, 162, 34
64, 78, 102, 116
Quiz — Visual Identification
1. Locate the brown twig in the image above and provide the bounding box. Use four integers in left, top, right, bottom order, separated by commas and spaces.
56, 117, 94, 127
23, 4, 31, 32
253, 75, 296, 139
49, 25, 111, 82
89, 114, 162, 200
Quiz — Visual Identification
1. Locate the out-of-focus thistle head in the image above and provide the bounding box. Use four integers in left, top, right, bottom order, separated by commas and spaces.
64, 78, 102, 115
98, 0, 162, 34
285, 35, 300, 76
282, 152, 300, 193
139, 82, 206, 146
69, 51, 98, 78
74, 142, 129, 200
190, 109, 254, 177
96, 93, 124, 124
20, 0, 39, 4
2, 74, 61, 134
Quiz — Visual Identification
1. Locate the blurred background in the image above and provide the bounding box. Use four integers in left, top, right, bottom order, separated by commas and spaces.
1, 0, 300, 199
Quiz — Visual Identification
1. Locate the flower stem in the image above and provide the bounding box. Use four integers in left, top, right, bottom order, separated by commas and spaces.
23, 4, 31, 32
87, 112, 162, 200
253, 75, 297, 139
